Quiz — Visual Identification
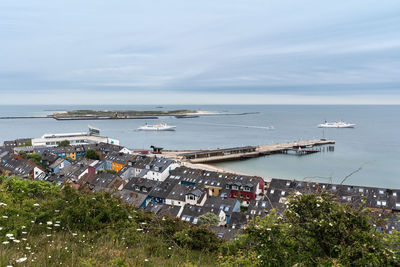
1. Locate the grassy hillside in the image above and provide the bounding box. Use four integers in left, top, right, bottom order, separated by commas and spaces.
1, 175, 398, 266
0, 176, 219, 266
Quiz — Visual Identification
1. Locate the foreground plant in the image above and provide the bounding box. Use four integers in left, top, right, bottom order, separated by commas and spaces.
219, 193, 400, 266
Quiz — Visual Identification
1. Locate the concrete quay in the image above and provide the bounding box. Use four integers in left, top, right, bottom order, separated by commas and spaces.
162, 139, 335, 164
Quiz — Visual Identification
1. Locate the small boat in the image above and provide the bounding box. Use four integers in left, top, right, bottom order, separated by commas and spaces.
318, 121, 355, 128
137, 122, 176, 131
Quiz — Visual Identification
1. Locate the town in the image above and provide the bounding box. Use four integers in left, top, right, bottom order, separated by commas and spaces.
1, 127, 399, 240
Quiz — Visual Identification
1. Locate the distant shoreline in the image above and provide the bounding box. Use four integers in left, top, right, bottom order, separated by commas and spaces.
0, 109, 259, 120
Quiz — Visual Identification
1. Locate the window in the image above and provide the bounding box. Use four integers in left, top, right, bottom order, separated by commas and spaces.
246, 195, 250, 199
393, 192, 397, 197
193, 217, 198, 224
377, 200, 381, 206
382, 201, 387, 206
281, 191, 285, 196
232, 185, 238, 190
379, 190, 384, 194
396, 203, 400, 208
270, 189, 275, 194
226, 184, 230, 189
188, 195, 195, 200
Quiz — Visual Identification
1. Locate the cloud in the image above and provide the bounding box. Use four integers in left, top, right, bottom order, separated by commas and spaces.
0, 0, 400, 104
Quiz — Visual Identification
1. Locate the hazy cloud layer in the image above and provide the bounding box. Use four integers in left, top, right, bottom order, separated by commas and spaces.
1, 0, 400, 104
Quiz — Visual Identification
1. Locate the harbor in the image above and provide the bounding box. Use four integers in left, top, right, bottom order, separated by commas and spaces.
162, 139, 335, 163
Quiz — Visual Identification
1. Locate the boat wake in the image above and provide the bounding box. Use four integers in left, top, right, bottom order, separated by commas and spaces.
181, 121, 275, 130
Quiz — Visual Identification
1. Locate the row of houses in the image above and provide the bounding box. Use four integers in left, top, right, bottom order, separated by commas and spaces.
1, 139, 399, 239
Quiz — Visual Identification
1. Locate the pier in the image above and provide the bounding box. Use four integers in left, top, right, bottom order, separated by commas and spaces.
162, 139, 335, 163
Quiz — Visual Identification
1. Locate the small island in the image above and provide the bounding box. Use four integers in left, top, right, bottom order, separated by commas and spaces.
50, 109, 197, 120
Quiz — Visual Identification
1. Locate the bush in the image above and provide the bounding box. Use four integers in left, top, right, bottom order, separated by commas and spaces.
58, 140, 70, 147
174, 227, 222, 251
219, 193, 400, 266
86, 149, 100, 160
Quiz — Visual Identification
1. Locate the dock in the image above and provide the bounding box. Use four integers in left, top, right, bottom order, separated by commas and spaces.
162, 139, 335, 163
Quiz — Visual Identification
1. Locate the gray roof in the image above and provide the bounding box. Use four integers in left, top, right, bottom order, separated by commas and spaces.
124, 177, 158, 193
148, 178, 181, 199
114, 189, 148, 207
166, 184, 202, 202
146, 158, 175, 173
105, 151, 133, 164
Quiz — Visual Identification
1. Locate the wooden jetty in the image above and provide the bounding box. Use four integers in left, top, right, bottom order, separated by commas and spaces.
162, 139, 335, 163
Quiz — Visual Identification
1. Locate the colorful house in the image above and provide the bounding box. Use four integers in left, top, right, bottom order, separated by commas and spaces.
105, 151, 136, 172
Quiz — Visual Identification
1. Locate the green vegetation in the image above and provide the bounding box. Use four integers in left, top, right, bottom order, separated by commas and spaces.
58, 140, 70, 147
17, 140, 32, 147
0, 176, 398, 266
52, 109, 195, 118
219, 193, 400, 266
98, 169, 117, 174
18, 152, 45, 170
0, 176, 217, 266
198, 212, 220, 226
85, 149, 100, 160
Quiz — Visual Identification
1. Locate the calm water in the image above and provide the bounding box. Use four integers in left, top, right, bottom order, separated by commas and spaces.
0, 105, 399, 188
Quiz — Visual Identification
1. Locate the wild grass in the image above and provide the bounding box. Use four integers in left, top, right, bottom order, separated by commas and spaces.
0, 176, 218, 266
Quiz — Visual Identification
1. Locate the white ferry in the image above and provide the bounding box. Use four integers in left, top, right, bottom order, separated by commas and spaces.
318, 121, 355, 128
137, 122, 176, 131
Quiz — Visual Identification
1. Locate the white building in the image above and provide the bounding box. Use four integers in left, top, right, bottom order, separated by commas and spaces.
32, 128, 119, 147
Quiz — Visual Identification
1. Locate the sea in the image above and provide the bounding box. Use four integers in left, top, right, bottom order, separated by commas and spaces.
0, 105, 399, 189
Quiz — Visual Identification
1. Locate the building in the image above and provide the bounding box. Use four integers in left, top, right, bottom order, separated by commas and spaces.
104, 152, 136, 172
140, 158, 179, 181
31, 127, 119, 147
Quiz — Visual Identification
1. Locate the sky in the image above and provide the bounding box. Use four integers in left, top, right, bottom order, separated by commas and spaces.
1, 0, 400, 105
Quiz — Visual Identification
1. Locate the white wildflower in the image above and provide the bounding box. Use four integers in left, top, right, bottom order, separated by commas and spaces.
128, 215, 132, 219
26, 247, 31, 250
72, 233, 77, 236
47, 221, 53, 225
13, 239, 20, 243
144, 259, 149, 262
22, 238, 27, 241
33, 203, 40, 207
46, 234, 51, 237
16, 257, 27, 263
0, 202, 7, 206
21, 226, 26, 229
2, 215, 8, 219
2, 241, 9, 244
0, 227, 2, 230
136, 229, 143, 231
55, 224, 60, 227
266, 228, 271, 231
22, 232, 27, 234
6, 233, 13, 238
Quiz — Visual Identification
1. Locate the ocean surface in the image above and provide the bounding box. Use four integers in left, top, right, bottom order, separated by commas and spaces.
0, 105, 399, 189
